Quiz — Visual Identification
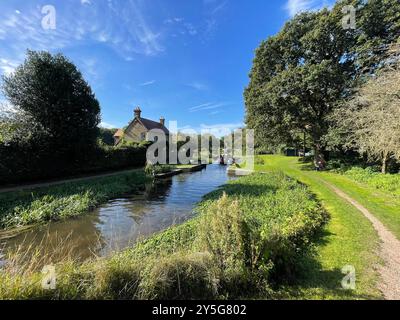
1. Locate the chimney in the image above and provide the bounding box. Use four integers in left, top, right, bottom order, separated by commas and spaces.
160, 117, 165, 126
134, 106, 141, 118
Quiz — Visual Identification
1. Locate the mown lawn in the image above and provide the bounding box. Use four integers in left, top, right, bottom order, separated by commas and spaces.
255, 155, 383, 299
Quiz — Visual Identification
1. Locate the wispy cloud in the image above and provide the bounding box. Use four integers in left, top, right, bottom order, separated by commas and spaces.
211, 0, 228, 15
0, 58, 18, 76
187, 82, 208, 91
203, 0, 228, 39
285, 0, 332, 17
164, 17, 198, 37
0, 0, 164, 75
188, 102, 229, 112
99, 121, 118, 129
199, 122, 244, 137
140, 80, 156, 86
209, 110, 222, 115
177, 121, 244, 137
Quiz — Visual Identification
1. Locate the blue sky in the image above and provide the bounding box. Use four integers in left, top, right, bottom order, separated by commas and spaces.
0, 0, 333, 133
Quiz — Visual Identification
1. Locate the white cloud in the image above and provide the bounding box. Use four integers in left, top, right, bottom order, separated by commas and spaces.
140, 80, 156, 86
188, 102, 229, 112
187, 82, 208, 91
177, 122, 243, 138
211, 0, 228, 15
164, 17, 198, 38
285, 0, 331, 17
199, 122, 244, 137
0, 0, 164, 67
184, 23, 198, 36
0, 58, 18, 76
209, 110, 222, 115
202, 0, 228, 40
99, 121, 117, 129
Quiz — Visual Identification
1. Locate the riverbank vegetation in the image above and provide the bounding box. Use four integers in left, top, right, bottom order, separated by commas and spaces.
0, 170, 147, 231
337, 167, 400, 197
0, 171, 328, 299
254, 155, 383, 299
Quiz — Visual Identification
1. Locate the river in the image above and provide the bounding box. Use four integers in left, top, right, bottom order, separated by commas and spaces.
0, 165, 235, 263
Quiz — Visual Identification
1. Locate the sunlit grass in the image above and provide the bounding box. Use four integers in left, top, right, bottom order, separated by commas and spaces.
255, 155, 383, 299
0, 170, 327, 300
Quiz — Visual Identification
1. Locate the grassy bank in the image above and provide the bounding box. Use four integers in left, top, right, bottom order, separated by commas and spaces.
0, 170, 148, 230
0, 171, 327, 299
255, 155, 383, 299
341, 167, 400, 197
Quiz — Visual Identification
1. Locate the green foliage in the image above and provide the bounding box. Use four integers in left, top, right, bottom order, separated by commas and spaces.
343, 167, 400, 197
355, 0, 400, 71
98, 128, 118, 146
0, 171, 327, 299
244, 0, 400, 155
0, 170, 147, 229
2, 50, 100, 152
245, 6, 356, 152
255, 157, 265, 165
0, 144, 147, 184
144, 163, 175, 176
0, 51, 116, 185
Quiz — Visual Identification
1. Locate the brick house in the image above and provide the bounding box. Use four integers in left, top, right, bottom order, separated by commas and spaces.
114, 107, 169, 145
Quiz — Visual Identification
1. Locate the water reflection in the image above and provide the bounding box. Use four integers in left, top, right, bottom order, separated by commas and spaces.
0, 165, 233, 262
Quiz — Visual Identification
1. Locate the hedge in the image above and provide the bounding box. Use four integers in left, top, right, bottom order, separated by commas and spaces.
0, 143, 147, 185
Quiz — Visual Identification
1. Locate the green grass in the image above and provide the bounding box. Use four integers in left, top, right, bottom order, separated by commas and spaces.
0, 171, 327, 300
1, 156, 391, 300
255, 155, 383, 299
0, 171, 148, 230
342, 167, 400, 197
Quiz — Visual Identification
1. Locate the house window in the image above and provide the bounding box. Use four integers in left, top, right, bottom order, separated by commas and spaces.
140, 132, 146, 141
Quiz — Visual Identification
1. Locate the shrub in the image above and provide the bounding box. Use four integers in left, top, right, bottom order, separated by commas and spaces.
255, 157, 265, 165
138, 252, 218, 300
198, 194, 247, 272
343, 167, 400, 196
144, 164, 175, 176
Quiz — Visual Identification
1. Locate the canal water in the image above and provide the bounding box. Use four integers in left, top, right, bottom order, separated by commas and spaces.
0, 165, 234, 263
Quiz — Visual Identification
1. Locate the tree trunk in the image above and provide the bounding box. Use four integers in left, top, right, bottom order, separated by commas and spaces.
314, 144, 326, 170
381, 152, 389, 174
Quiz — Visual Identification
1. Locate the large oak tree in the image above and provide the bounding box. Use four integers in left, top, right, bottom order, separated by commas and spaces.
245, 0, 400, 160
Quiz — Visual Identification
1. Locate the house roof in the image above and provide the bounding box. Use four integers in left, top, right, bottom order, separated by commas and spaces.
113, 129, 124, 137
139, 117, 169, 134
120, 117, 169, 137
